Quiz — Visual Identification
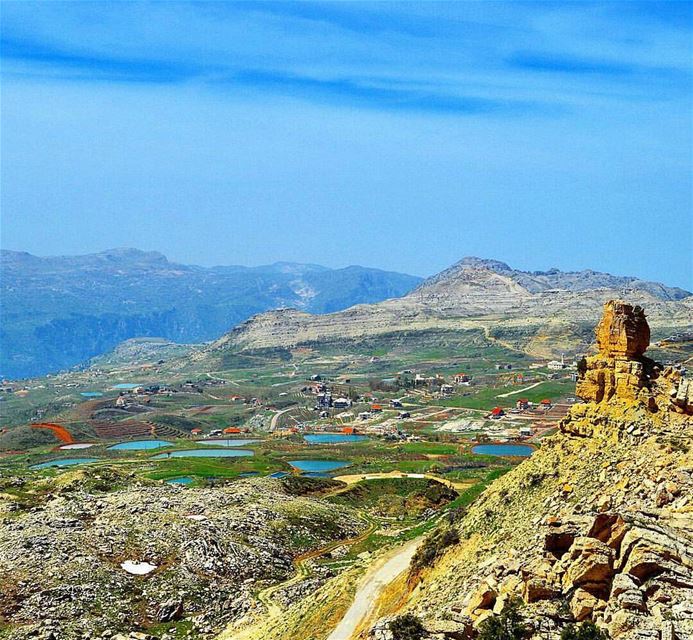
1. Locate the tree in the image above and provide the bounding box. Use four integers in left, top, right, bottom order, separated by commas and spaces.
389, 613, 427, 640
560, 621, 609, 640
477, 597, 529, 640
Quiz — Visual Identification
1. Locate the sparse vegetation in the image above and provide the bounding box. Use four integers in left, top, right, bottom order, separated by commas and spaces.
410, 525, 460, 571
389, 613, 427, 640
560, 622, 610, 640
477, 597, 529, 640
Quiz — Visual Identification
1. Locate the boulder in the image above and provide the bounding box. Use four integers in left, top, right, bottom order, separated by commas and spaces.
565, 537, 614, 588
157, 598, 183, 622
570, 588, 599, 621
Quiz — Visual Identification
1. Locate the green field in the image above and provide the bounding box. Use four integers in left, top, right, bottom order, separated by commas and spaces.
436, 379, 574, 410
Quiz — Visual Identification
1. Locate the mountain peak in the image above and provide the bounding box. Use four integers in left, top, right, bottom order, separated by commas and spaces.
454, 256, 513, 272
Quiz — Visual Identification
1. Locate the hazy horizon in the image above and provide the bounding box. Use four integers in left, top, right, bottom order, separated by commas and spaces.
3, 244, 692, 291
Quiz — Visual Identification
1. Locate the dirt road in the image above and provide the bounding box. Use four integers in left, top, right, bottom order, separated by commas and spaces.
496, 380, 545, 398
326, 536, 422, 640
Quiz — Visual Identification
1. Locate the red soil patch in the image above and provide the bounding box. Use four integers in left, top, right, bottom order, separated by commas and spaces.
31, 423, 74, 444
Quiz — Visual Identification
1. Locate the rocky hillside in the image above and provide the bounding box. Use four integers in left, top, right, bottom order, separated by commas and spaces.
0, 471, 364, 640
210, 260, 692, 359
372, 301, 692, 639
1, 249, 420, 378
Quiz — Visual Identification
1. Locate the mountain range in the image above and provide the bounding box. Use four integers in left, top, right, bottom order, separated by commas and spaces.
214, 257, 692, 360
3, 251, 690, 379
0, 248, 421, 378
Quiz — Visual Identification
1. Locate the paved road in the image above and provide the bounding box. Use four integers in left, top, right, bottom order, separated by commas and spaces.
326, 536, 423, 640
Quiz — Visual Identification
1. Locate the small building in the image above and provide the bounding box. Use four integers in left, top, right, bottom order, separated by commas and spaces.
453, 373, 470, 384
490, 407, 505, 419
358, 411, 371, 420
519, 426, 533, 438
398, 411, 411, 419
516, 398, 529, 410
440, 384, 454, 395
540, 399, 552, 410
370, 404, 383, 413
191, 428, 203, 436
390, 399, 403, 408
223, 427, 242, 434
333, 397, 352, 409
310, 374, 322, 382
341, 426, 357, 435
547, 355, 567, 370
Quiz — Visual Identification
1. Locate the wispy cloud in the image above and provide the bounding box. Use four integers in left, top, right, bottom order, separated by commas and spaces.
2, 1, 689, 114
508, 52, 635, 76
1, 36, 198, 83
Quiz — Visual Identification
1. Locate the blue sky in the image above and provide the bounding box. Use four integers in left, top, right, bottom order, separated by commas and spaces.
1, 1, 691, 288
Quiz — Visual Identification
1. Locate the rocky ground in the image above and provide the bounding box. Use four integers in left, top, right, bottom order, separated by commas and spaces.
0, 472, 364, 640
370, 301, 692, 640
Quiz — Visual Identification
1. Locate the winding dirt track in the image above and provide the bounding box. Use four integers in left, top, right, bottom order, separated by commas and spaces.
326, 536, 423, 640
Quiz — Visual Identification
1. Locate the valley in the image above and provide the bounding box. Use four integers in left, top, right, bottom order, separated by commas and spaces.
0, 258, 690, 640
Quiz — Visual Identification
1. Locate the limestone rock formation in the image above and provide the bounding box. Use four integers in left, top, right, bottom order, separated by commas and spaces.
595, 300, 650, 358
574, 299, 692, 414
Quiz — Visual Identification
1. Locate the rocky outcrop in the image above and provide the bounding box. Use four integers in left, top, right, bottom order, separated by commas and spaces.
573, 299, 692, 415
0, 474, 364, 640
379, 301, 692, 640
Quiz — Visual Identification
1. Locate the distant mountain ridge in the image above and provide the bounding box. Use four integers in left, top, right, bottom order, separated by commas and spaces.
425, 257, 689, 299
214, 257, 692, 359
0, 248, 422, 378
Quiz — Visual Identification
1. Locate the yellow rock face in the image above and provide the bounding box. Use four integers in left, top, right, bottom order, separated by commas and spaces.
574, 299, 692, 415
576, 300, 656, 406
595, 300, 650, 358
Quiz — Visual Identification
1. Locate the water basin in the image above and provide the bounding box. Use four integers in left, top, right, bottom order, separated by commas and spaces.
289, 460, 349, 473
304, 434, 368, 445
472, 444, 534, 457
108, 440, 173, 451
204, 439, 258, 447
166, 476, 194, 485
152, 449, 254, 459
80, 391, 104, 397
113, 383, 141, 389
31, 458, 99, 469
270, 471, 288, 479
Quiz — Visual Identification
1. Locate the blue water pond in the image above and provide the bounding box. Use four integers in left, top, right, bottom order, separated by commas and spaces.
113, 383, 141, 389
304, 434, 368, 445
108, 440, 173, 451
204, 439, 258, 447
289, 460, 349, 472
472, 444, 534, 457
152, 449, 254, 459
270, 471, 289, 479
31, 458, 99, 470
80, 391, 104, 397
166, 476, 194, 485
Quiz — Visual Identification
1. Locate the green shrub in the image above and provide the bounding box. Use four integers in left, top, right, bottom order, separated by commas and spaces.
561, 621, 610, 640
410, 526, 459, 571
477, 597, 529, 640
389, 613, 427, 640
